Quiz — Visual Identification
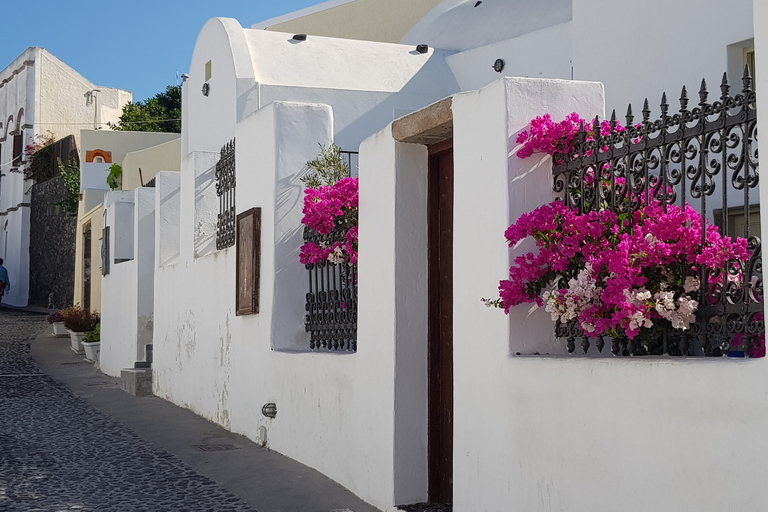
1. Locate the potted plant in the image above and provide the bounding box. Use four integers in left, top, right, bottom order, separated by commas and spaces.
46, 310, 68, 337
82, 323, 101, 363
60, 306, 100, 354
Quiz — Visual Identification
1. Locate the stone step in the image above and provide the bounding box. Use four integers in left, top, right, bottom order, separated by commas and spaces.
120, 368, 152, 396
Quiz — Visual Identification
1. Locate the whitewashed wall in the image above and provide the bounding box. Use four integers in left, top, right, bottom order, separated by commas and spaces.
446, 77, 768, 511
572, 0, 754, 114
446, 22, 573, 92
100, 188, 155, 377
0, 49, 36, 306
183, 18, 459, 158
154, 100, 433, 511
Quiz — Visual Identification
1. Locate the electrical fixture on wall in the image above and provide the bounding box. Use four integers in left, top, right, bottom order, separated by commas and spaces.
202, 82, 210, 96
416, 44, 429, 54
262, 402, 277, 418
493, 59, 505, 73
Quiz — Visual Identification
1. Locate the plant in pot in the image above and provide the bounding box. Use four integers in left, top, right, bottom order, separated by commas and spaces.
61, 306, 100, 355
82, 323, 101, 363
46, 310, 68, 337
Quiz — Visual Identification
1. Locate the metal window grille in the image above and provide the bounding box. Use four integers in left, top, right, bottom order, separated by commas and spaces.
304, 220, 358, 352
551, 68, 763, 357
340, 150, 359, 176
216, 139, 236, 250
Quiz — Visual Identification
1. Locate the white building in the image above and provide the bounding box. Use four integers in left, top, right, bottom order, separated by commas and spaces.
96, 1, 764, 510
0, 47, 131, 306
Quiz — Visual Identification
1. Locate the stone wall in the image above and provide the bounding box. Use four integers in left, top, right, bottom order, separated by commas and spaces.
28, 176, 76, 309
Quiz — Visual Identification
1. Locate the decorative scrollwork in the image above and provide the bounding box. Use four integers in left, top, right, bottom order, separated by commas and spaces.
551, 68, 763, 357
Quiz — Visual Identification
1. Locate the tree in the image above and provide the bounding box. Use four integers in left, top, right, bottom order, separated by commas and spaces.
109, 85, 181, 133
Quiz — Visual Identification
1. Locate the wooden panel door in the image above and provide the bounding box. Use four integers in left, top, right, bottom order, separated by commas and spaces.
428, 143, 454, 504
236, 208, 261, 316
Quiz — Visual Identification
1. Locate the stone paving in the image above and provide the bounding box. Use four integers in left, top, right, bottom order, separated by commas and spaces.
0, 308, 255, 512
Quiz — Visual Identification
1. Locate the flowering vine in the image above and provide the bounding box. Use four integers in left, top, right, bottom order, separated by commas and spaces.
489, 112, 758, 355
299, 145, 358, 266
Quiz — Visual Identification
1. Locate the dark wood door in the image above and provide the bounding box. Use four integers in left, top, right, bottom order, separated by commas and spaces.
428, 143, 453, 504
83, 227, 91, 312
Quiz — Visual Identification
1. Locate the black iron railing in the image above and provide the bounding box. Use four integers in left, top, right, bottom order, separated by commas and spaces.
216, 139, 236, 250
552, 68, 763, 356
340, 150, 359, 176
304, 221, 358, 352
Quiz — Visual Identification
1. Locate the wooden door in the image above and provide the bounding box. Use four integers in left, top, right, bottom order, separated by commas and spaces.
83, 226, 92, 311
428, 142, 453, 504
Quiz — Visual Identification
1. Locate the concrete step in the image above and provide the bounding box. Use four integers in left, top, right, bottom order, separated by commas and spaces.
120, 368, 152, 396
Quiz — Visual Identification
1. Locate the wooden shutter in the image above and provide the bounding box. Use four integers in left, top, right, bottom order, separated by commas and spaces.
102, 226, 110, 276
236, 208, 261, 316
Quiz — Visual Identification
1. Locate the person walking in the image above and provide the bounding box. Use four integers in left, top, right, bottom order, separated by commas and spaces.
0, 258, 9, 302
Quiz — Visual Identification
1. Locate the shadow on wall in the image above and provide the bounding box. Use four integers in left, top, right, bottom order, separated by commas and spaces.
334, 50, 461, 151
195, 163, 217, 258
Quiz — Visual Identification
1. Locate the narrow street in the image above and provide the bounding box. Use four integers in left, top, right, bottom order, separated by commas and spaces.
0, 308, 253, 511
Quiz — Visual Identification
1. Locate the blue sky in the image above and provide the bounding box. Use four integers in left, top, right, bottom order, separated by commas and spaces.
1, 0, 322, 102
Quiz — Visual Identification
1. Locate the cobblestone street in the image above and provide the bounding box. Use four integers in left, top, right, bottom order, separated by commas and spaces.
0, 308, 254, 512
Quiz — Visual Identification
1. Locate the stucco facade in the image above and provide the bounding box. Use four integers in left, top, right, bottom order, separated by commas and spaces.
94, 2, 765, 510
73, 131, 180, 313
0, 47, 131, 306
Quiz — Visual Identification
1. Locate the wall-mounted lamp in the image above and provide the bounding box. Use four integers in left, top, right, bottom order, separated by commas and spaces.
262, 402, 277, 418
202, 82, 210, 96
416, 44, 429, 54
292, 34, 307, 41
474, 1, 483, 6
493, 59, 505, 73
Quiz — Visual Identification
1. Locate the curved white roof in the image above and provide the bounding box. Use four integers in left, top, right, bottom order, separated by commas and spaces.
402, 0, 572, 51
244, 28, 450, 92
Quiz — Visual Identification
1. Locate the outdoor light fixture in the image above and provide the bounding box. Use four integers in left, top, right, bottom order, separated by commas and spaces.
262, 402, 277, 418
493, 59, 505, 73
181, 73, 189, 82
416, 44, 429, 54
202, 82, 210, 96
474, 1, 482, 6
292, 34, 307, 41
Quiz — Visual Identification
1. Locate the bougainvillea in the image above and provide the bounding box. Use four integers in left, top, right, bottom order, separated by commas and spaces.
299, 177, 359, 265
498, 200, 749, 342
515, 112, 626, 160
490, 112, 758, 353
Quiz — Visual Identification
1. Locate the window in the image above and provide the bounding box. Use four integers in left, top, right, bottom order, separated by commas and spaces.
205, 60, 212, 82
215, 139, 236, 250
12, 134, 22, 166
236, 208, 261, 316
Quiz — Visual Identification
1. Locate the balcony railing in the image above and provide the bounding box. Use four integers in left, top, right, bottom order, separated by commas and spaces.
552, 68, 763, 356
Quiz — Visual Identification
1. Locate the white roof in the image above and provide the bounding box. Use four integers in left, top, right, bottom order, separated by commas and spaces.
402, 0, 572, 51
244, 28, 450, 92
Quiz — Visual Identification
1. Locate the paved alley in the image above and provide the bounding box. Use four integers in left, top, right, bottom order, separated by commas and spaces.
0, 308, 254, 511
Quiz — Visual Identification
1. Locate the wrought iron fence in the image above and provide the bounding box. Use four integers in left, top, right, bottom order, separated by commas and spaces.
216, 139, 236, 250
340, 150, 359, 176
304, 221, 358, 352
551, 67, 763, 357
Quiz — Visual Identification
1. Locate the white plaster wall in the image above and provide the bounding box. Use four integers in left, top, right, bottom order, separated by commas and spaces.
154, 101, 417, 510
184, 18, 459, 158
193, 152, 219, 258
121, 138, 181, 190
755, 0, 768, 246
39, 51, 131, 146
155, 172, 181, 268
100, 188, 155, 377
100, 191, 137, 377
449, 77, 768, 511
0, 48, 37, 306
572, 0, 754, 114
446, 22, 573, 92
81, 162, 111, 192
402, 0, 573, 51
